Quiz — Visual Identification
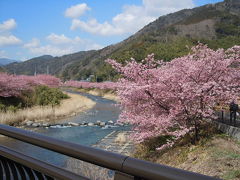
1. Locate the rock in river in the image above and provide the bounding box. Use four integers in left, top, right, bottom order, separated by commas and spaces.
25, 121, 33, 126
88, 122, 94, 126
68, 122, 79, 126
99, 122, 106, 127
32, 123, 41, 127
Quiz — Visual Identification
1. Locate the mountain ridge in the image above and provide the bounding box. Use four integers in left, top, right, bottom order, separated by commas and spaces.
0, 58, 20, 66
4, 0, 240, 81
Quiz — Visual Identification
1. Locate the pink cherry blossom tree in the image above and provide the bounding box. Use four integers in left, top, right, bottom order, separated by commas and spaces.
0, 73, 61, 97
0, 73, 31, 97
107, 44, 240, 149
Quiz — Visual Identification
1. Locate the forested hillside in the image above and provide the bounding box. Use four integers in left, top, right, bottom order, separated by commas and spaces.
4, 0, 240, 81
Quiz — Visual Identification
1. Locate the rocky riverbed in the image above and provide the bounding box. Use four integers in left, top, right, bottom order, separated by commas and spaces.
0, 90, 133, 175
22, 120, 128, 129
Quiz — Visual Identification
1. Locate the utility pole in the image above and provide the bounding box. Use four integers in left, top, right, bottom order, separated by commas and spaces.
166, 29, 168, 43
61, 59, 63, 72
34, 65, 37, 76
13, 64, 16, 75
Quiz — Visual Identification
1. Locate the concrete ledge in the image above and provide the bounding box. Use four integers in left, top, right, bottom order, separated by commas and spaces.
213, 121, 240, 140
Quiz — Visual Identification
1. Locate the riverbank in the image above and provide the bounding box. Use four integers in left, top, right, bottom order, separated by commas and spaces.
69, 88, 119, 102
134, 134, 240, 179
66, 130, 133, 180
0, 92, 96, 126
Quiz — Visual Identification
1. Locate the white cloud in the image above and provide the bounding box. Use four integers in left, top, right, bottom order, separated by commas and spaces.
65, 3, 90, 18
0, 19, 17, 32
0, 19, 22, 47
70, 0, 194, 36
0, 35, 22, 46
23, 38, 40, 48
27, 45, 74, 56
46, 33, 103, 49
0, 50, 7, 58
46, 33, 72, 44
142, 0, 194, 16
24, 33, 103, 57
71, 19, 125, 36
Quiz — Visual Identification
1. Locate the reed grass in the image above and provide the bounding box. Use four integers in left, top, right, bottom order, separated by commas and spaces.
0, 93, 96, 125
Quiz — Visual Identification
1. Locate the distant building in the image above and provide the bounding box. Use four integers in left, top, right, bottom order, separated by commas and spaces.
86, 75, 95, 82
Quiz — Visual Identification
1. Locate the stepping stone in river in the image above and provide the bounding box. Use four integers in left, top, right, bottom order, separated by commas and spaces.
88, 122, 94, 126
25, 121, 33, 126
99, 122, 106, 127
32, 123, 41, 127
68, 122, 79, 126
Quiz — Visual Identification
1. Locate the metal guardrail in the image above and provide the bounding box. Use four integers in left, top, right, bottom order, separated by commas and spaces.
216, 110, 240, 127
0, 124, 219, 180
0, 145, 87, 180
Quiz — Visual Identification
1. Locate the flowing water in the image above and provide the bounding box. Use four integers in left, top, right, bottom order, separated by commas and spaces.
0, 91, 127, 169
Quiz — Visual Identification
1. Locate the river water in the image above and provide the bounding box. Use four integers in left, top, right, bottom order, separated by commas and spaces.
0, 91, 127, 169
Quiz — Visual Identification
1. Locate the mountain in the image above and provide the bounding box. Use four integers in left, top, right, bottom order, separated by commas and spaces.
0, 58, 20, 66
3, 52, 96, 76
4, 0, 240, 81
0, 66, 5, 72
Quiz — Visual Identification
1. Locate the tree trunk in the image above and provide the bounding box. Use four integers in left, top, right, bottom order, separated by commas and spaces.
193, 119, 199, 144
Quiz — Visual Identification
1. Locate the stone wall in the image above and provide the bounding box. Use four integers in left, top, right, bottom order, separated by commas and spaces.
213, 121, 240, 140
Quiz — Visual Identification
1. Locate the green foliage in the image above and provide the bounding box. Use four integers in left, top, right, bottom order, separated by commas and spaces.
222, 170, 240, 180
180, 8, 223, 25
7, 105, 18, 113
216, 13, 240, 38
143, 136, 174, 152
0, 86, 69, 112
95, 63, 119, 82
201, 36, 240, 50
0, 66, 5, 72
90, 33, 240, 82
134, 135, 174, 160
213, 150, 240, 159
3, 1, 240, 82
0, 103, 6, 112
0, 96, 23, 112
34, 85, 69, 106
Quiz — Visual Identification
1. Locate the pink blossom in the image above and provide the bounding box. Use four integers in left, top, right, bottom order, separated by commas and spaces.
0, 73, 61, 97
107, 44, 240, 149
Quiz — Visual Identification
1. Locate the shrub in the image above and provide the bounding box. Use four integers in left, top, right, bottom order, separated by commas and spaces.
0, 103, 6, 112
7, 105, 18, 113
34, 85, 69, 107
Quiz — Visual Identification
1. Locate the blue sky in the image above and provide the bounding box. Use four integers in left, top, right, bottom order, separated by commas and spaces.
0, 0, 223, 61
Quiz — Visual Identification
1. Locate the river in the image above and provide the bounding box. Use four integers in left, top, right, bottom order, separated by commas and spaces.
0, 91, 128, 171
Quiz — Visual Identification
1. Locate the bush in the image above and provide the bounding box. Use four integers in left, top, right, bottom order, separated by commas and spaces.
0, 86, 69, 112
0, 97, 23, 112
7, 105, 18, 113
134, 135, 173, 160
0, 103, 6, 112
34, 85, 69, 106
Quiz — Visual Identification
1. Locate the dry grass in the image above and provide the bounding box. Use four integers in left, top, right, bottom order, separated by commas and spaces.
65, 158, 114, 180
114, 133, 127, 144
135, 134, 240, 180
0, 93, 96, 125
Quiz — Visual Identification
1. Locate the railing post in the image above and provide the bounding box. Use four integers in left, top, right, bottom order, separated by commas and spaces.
221, 110, 224, 122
